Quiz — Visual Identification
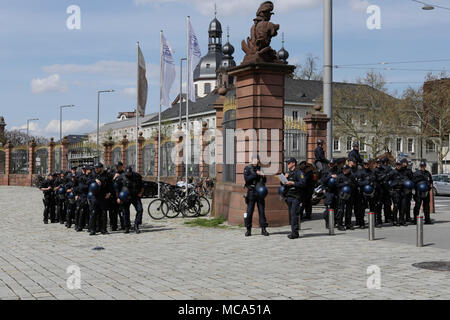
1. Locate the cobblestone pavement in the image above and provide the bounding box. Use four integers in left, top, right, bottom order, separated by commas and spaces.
0, 186, 449, 300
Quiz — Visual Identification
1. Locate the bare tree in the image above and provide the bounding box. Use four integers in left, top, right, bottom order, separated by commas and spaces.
402, 72, 450, 174
4, 130, 49, 146
294, 53, 323, 81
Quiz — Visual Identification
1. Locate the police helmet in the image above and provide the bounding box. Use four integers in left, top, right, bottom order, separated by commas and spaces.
417, 182, 429, 199
404, 180, 415, 194
89, 182, 99, 194
419, 161, 427, 167
352, 142, 359, 148
376, 158, 382, 164
328, 177, 337, 188
68, 192, 76, 204
118, 190, 130, 202
363, 185, 375, 198
340, 185, 352, 200
317, 139, 324, 145
256, 185, 268, 200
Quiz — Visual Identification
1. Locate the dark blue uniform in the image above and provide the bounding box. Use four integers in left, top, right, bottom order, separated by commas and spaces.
243, 164, 268, 229
89, 170, 112, 234
321, 166, 340, 228
40, 178, 55, 223
337, 171, 357, 228
284, 168, 306, 235
116, 171, 144, 232
413, 169, 433, 224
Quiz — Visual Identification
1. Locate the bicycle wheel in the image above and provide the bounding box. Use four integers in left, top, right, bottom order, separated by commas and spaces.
180, 197, 200, 218
165, 199, 181, 219
147, 199, 168, 220
197, 196, 211, 217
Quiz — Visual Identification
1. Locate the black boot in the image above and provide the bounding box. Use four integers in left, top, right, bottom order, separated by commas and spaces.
135, 224, 141, 234
261, 227, 269, 237
245, 228, 251, 237
125, 227, 130, 234
287, 232, 299, 239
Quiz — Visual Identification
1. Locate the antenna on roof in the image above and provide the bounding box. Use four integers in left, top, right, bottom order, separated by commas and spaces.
214, 3, 217, 18
282, 32, 285, 48
227, 26, 230, 41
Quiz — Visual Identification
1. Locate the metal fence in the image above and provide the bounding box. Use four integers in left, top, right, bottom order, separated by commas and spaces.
284, 129, 307, 171
11, 148, 28, 174
0, 149, 5, 174
34, 148, 48, 175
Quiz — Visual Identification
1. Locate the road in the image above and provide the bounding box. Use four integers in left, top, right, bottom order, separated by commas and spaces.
0, 186, 449, 300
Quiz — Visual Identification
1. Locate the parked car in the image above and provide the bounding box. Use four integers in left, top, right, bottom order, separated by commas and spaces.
432, 174, 450, 196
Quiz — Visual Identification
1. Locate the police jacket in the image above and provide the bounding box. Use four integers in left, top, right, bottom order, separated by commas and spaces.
65, 179, 78, 194
53, 177, 65, 190
321, 166, 340, 192
387, 168, 406, 190
314, 146, 329, 164
336, 172, 357, 191
244, 165, 267, 190
116, 172, 144, 198
40, 179, 54, 197
94, 171, 112, 200
285, 169, 306, 199
354, 168, 376, 190
413, 170, 433, 188
76, 175, 90, 200
374, 166, 388, 188
348, 149, 363, 165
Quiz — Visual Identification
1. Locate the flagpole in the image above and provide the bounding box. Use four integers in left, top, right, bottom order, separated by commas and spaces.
158, 30, 163, 199
186, 16, 190, 198
136, 42, 140, 173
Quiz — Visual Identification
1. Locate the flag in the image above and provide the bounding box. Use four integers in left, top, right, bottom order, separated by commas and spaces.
188, 19, 202, 103
137, 44, 148, 117
161, 34, 176, 107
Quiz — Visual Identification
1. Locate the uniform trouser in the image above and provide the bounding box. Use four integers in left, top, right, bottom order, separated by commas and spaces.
66, 203, 76, 227
56, 198, 66, 223
413, 193, 431, 222
75, 200, 88, 229
323, 192, 337, 225
391, 190, 407, 223
109, 200, 120, 230
244, 189, 268, 229
43, 196, 55, 222
337, 198, 353, 227
380, 188, 393, 221
404, 193, 413, 221
300, 188, 313, 218
286, 197, 300, 234
354, 193, 365, 226
121, 197, 143, 229
373, 192, 384, 224
89, 198, 107, 233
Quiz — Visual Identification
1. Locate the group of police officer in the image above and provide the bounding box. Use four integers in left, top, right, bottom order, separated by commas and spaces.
39, 162, 145, 235
243, 140, 434, 240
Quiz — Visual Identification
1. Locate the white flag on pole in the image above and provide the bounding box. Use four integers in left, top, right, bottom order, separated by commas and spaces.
137, 44, 148, 117
161, 34, 176, 107
188, 20, 202, 103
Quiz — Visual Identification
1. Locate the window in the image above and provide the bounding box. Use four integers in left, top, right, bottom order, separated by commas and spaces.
333, 138, 340, 152
292, 111, 298, 120
396, 138, 402, 152
206, 64, 211, 69
346, 137, 353, 151
360, 137, 366, 152
426, 140, 436, 153
204, 83, 211, 94
293, 135, 298, 150
407, 138, 414, 153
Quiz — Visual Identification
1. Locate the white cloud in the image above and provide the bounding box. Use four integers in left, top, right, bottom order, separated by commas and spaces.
121, 87, 137, 99
134, 0, 321, 16
349, 0, 371, 12
31, 74, 68, 94
13, 119, 97, 137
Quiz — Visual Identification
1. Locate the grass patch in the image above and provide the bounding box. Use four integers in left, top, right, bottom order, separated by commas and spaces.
184, 216, 228, 229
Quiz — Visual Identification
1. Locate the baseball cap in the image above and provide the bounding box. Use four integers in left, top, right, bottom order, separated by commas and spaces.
287, 157, 297, 165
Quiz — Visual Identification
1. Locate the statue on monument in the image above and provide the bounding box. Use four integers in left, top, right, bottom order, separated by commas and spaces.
241, 1, 283, 64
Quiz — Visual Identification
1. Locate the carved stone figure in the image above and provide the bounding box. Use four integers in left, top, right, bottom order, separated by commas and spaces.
241, 1, 282, 64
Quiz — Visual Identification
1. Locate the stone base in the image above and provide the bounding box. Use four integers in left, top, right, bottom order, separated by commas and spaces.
214, 181, 289, 227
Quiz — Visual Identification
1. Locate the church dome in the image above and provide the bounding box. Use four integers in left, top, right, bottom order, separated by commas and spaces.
209, 18, 222, 35
222, 41, 234, 56
277, 47, 289, 64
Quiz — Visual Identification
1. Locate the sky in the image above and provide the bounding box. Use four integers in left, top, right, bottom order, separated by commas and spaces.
1, 0, 449, 139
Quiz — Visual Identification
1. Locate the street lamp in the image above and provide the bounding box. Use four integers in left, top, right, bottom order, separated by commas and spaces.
26, 118, 39, 170
60, 105, 75, 167
323, 0, 333, 159
97, 90, 115, 164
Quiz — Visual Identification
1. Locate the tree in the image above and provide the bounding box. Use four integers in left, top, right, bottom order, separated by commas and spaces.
4, 130, 49, 146
402, 72, 450, 174
331, 71, 410, 158
293, 53, 323, 81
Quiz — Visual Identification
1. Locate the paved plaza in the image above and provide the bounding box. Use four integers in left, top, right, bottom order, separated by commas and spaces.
0, 186, 449, 300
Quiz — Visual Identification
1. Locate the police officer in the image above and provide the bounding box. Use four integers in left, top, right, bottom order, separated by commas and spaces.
381, 157, 393, 223
413, 161, 434, 225
387, 160, 407, 226
112, 162, 125, 231
116, 166, 144, 234
65, 173, 78, 229
243, 155, 269, 237
336, 165, 357, 231
74, 166, 90, 232
314, 139, 329, 175
348, 143, 363, 167
284, 157, 306, 239
53, 171, 67, 224
356, 159, 379, 227
89, 163, 112, 235
321, 159, 340, 229
373, 159, 386, 226
400, 158, 414, 223
349, 158, 365, 228
40, 173, 56, 224
299, 161, 315, 220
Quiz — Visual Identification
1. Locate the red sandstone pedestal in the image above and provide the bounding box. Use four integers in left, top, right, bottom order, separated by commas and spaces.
214, 63, 295, 227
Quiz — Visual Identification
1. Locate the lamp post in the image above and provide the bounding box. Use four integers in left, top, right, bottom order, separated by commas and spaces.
323, 0, 333, 159
60, 105, 75, 167
26, 118, 39, 170
97, 90, 115, 164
